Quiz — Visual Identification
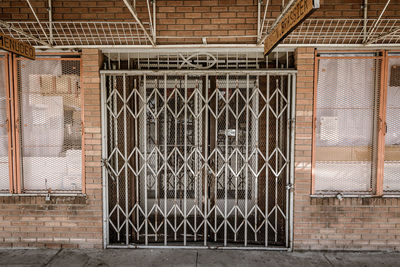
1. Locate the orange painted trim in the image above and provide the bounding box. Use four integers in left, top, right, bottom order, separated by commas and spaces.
311, 49, 318, 195
16, 57, 81, 61
316, 56, 382, 60
2, 54, 14, 193
35, 52, 81, 56
12, 54, 22, 194
375, 51, 389, 196
316, 50, 380, 54
79, 57, 86, 195
8, 53, 18, 194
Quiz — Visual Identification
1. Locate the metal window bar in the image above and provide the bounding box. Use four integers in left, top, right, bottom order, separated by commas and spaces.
101, 69, 296, 249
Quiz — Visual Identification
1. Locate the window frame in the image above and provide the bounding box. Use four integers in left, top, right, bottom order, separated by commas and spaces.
0, 52, 14, 193
0, 52, 85, 195
383, 51, 400, 194
311, 50, 390, 197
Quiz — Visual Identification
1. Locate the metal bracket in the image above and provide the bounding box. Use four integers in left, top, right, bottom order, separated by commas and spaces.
286, 183, 294, 191
101, 158, 108, 167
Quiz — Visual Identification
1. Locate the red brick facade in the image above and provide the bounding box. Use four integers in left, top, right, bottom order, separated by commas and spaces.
1, 0, 400, 44
0, 49, 103, 249
0, 0, 399, 250
294, 48, 400, 251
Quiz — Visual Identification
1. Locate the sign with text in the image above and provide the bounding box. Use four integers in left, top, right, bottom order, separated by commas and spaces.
0, 33, 35, 60
264, 0, 320, 55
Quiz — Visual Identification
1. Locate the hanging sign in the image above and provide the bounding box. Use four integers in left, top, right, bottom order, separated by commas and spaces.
0, 33, 35, 60
264, 0, 320, 55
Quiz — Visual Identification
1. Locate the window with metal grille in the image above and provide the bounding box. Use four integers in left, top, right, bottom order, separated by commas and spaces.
313, 53, 381, 195
384, 55, 400, 194
16, 56, 82, 193
0, 54, 10, 192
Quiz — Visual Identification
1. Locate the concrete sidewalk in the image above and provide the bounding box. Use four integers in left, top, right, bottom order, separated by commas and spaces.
0, 248, 399, 267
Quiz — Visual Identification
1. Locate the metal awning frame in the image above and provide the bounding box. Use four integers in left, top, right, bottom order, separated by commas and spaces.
1, 0, 400, 49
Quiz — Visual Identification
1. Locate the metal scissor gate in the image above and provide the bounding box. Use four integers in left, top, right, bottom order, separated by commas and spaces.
101, 70, 296, 249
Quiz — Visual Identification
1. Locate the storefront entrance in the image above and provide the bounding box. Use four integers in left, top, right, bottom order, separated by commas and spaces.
101, 65, 296, 249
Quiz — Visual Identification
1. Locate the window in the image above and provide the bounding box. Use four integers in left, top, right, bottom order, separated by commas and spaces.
313, 51, 399, 196
0, 53, 10, 193
384, 54, 400, 193
0, 53, 84, 194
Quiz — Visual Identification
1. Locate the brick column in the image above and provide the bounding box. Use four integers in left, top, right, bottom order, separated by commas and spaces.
0, 50, 103, 249
293, 47, 315, 249
81, 49, 103, 248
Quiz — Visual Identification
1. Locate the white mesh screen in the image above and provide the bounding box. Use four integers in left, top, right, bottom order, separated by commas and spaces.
17, 58, 82, 192
384, 57, 400, 193
0, 55, 9, 192
315, 55, 379, 194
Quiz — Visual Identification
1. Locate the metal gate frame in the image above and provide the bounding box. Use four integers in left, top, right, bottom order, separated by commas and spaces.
100, 69, 297, 250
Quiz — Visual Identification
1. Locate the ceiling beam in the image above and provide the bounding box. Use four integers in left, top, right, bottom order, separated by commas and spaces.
258, 0, 270, 41
366, 26, 400, 44
48, 0, 53, 45
25, 0, 50, 43
364, 0, 391, 44
257, 0, 297, 45
123, 0, 156, 46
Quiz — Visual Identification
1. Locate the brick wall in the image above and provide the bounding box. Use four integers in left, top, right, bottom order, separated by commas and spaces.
1, 0, 399, 44
0, 49, 103, 249
293, 48, 400, 251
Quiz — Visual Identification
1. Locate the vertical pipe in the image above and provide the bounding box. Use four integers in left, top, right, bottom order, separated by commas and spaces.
363, 0, 368, 43
265, 74, 270, 247
244, 74, 249, 246
234, 78, 239, 242
48, 0, 53, 45
153, 0, 156, 42
174, 79, 177, 241
101, 73, 108, 248
204, 74, 209, 246
163, 74, 168, 245
184, 74, 188, 245
285, 75, 290, 248
254, 76, 259, 242
257, 0, 261, 41
123, 74, 129, 245
122, 74, 129, 245
274, 78, 278, 243
214, 79, 218, 242
194, 78, 199, 242
154, 78, 159, 241
144, 74, 148, 245
289, 74, 296, 251
134, 78, 140, 241
224, 74, 229, 247
113, 75, 120, 241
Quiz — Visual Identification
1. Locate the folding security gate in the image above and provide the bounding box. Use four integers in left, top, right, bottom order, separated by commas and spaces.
101, 70, 296, 249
